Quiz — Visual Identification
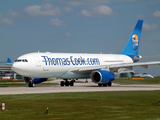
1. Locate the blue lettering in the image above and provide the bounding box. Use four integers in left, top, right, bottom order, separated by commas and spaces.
66, 58, 70, 65
70, 56, 75, 65
41, 56, 47, 65
62, 58, 66, 65
81, 57, 86, 65
41, 56, 100, 66
95, 58, 100, 65
74, 58, 79, 65
90, 58, 93, 65
51, 58, 55, 65
77, 58, 80, 65
47, 57, 51, 65
57, 58, 63, 65
87, 58, 90, 65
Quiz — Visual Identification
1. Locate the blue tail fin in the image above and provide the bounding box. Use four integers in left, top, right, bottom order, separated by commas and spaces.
120, 20, 143, 58
7, 58, 12, 64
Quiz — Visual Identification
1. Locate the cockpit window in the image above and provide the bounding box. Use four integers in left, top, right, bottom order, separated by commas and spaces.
15, 59, 28, 62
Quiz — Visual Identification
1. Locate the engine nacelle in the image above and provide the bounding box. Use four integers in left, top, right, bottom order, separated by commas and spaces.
22, 77, 47, 84
91, 70, 115, 83
33, 78, 47, 84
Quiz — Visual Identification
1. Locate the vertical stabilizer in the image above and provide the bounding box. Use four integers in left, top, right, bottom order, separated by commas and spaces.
7, 58, 12, 64
120, 20, 143, 57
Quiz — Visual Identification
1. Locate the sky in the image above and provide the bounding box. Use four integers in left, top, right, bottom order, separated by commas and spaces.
0, 0, 160, 76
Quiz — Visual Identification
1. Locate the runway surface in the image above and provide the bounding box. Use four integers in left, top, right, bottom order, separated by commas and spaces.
0, 79, 160, 95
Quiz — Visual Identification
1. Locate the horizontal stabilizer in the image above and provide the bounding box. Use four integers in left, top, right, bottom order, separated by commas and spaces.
137, 55, 160, 60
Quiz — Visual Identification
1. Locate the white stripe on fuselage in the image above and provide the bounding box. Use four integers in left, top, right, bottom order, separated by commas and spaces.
12, 52, 133, 78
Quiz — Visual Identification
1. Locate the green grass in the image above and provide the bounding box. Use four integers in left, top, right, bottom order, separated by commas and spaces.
0, 83, 58, 87
0, 79, 24, 82
113, 78, 160, 84
0, 91, 160, 120
0, 78, 54, 82
0, 79, 58, 87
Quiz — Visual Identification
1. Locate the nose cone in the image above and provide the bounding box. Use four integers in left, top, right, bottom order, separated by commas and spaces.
12, 62, 19, 72
12, 62, 25, 75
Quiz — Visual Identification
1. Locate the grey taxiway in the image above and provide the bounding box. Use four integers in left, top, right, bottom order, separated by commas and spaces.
0, 79, 160, 95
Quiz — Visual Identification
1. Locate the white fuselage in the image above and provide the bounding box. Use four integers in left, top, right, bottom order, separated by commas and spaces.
12, 52, 133, 79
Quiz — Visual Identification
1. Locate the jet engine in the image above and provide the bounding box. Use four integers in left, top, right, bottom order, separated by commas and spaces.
91, 70, 115, 84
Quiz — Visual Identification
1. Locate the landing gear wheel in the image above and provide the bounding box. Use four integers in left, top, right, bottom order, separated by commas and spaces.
103, 83, 107, 87
108, 82, 112, 87
70, 80, 74, 86
65, 81, 69, 86
98, 83, 102, 87
28, 81, 35, 87
60, 81, 65, 86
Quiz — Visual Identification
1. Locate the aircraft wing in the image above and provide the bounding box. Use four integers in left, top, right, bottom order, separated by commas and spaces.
71, 61, 160, 74
71, 65, 107, 74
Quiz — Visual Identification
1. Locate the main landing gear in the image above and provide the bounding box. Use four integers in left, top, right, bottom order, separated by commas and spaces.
60, 79, 75, 87
98, 82, 112, 87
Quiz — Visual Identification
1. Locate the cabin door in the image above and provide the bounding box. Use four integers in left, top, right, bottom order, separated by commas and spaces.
34, 56, 41, 67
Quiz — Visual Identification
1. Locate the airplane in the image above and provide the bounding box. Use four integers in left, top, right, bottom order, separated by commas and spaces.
132, 73, 154, 79
12, 20, 160, 87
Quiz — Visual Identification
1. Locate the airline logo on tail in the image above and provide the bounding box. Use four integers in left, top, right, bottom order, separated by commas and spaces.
120, 20, 143, 56
132, 34, 139, 50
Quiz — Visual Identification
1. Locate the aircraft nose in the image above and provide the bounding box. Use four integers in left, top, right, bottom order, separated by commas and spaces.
12, 62, 18, 72
12, 62, 23, 74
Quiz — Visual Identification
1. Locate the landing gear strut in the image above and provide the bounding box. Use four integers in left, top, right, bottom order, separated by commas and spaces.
108, 82, 112, 87
60, 79, 75, 87
85, 79, 88, 83
25, 77, 35, 87
28, 80, 35, 87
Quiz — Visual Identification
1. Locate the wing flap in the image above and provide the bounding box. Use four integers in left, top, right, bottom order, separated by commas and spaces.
140, 65, 148, 69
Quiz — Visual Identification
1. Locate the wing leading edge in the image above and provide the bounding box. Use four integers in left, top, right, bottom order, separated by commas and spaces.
71, 61, 160, 74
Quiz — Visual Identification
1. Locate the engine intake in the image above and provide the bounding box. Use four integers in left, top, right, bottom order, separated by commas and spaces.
91, 70, 115, 83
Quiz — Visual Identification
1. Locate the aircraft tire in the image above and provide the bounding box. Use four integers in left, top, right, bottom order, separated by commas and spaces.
108, 82, 112, 87
28, 81, 34, 87
70, 80, 74, 86
65, 81, 69, 86
60, 81, 65, 86
98, 83, 102, 87
103, 83, 107, 87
